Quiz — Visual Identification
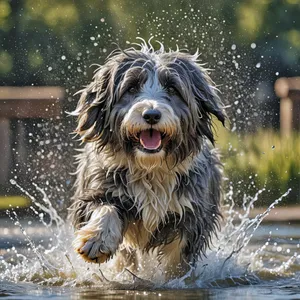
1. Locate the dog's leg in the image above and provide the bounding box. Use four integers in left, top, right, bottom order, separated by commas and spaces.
114, 247, 138, 273
159, 236, 189, 279
73, 205, 123, 263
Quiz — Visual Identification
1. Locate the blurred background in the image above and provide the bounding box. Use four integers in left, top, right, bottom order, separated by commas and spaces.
0, 0, 299, 213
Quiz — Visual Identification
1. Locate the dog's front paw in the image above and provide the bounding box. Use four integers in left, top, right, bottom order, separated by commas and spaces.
73, 205, 123, 263
73, 231, 112, 263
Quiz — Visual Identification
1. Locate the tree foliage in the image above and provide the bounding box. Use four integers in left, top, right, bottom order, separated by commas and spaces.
0, 0, 299, 124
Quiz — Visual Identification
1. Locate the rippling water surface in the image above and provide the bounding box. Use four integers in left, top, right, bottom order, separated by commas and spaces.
1, 183, 299, 299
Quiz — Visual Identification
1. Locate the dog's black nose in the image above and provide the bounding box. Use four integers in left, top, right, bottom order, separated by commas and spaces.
142, 109, 161, 124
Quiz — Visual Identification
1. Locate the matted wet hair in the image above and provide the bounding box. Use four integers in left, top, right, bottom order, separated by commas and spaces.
71, 40, 225, 159
69, 40, 226, 278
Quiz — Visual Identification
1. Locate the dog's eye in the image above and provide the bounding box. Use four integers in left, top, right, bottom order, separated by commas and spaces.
166, 86, 177, 95
128, 86, 138, 94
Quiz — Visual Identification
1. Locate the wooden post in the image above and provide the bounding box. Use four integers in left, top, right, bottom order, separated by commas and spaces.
280, 97, 293, 137
0, 118, 11, 185
275, 77, 300, 137
0, 87, 64, 186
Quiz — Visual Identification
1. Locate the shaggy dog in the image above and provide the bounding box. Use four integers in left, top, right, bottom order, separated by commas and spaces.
69, 41, 226, 279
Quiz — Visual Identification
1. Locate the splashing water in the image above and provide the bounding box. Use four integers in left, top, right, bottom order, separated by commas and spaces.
0, 179, 295, 291
1, 10, 283, 290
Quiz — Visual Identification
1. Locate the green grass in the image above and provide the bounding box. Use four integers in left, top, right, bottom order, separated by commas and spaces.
215, 127, 300, 206
2, 128, 299, 209
0, 196, 30, 210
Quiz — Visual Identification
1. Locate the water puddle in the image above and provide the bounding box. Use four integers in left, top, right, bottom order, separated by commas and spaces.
1, 180, 296, 292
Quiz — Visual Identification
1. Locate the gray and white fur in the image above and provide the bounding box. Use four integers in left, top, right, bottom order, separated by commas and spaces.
69, 40, 226, 279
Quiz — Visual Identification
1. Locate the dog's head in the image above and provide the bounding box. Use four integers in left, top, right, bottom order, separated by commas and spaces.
72, 42, 225, 170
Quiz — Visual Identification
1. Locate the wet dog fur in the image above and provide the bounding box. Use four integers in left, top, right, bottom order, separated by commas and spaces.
69, 41, 226, 279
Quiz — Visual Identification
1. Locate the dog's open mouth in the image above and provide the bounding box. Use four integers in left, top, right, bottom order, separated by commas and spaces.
138, 129, 164, 153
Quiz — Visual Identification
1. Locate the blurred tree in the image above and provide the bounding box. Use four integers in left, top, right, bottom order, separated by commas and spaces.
0, 0, 299, 126
1, 0, 299, 206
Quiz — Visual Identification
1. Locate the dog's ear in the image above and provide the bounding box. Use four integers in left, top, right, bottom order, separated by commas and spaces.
198, 83, 226, 126
195, 71, 226, 144
72, 67, 113, 144
75, 90, 105, 142
183, 59, 226, 144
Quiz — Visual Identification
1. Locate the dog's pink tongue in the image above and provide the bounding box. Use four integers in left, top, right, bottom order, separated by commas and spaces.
140, 129, 161, 150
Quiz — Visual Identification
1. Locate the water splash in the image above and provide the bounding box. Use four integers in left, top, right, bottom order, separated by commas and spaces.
0, 180, 295, 289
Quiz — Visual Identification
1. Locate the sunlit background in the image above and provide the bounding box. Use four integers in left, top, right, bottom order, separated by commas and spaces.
0, 1, 300, 298
0, 0, 299, 210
